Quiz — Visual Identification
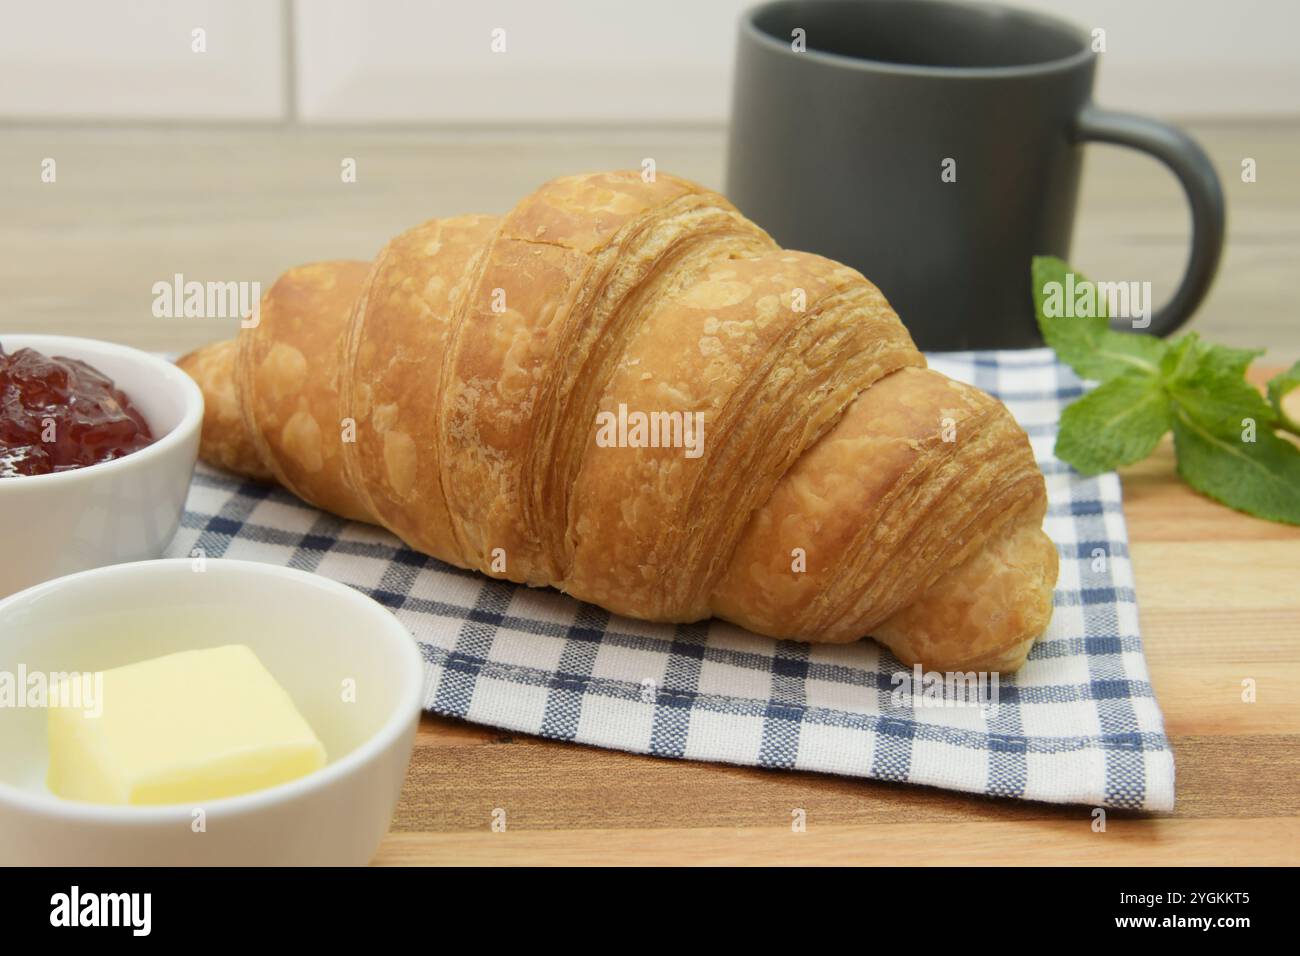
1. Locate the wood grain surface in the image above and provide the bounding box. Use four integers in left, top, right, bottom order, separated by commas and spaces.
2, 122, 1298, 365
3, 123, 1297, 866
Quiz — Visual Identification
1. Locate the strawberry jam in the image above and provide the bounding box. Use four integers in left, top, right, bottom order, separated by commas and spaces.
0, 344, 155, 478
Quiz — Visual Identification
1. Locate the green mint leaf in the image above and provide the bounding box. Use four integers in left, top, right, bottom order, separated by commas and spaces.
1164, 337, 1275, 431
1266, 359, 1300, 434
1159, 332, 1201, 383
1032, 255, 1109, 377
1172, 405, 1300, 526
1055, 372, 1172, 475
1160, 330, 1300, 524
1089, 331, 1168, 381
1031, 255, 1166, 382
1161, 332, 1262, 385
1195, 341, 1263, 381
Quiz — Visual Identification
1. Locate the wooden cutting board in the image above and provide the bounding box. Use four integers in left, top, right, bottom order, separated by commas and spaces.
373, 369, 1300, 866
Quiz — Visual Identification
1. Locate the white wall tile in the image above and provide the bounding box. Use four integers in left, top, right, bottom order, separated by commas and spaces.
293, 0, 750, 123
0, 0, 285, 120
2, 0, 1295, 122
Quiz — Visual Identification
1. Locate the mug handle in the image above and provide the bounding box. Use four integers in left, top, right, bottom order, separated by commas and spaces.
1073, 105, 1226, 337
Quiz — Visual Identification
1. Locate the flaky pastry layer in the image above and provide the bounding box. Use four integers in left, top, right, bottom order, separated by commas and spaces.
177, 171, 1058, 672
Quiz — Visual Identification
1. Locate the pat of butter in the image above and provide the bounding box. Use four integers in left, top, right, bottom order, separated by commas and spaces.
47, 644, 326, 805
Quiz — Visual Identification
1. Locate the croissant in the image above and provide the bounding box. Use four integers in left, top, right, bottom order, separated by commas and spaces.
178, 171, 1058, 672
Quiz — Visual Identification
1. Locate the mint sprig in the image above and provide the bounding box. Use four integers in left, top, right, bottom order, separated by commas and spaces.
1266, 359, 1300, 433
1033, 256, 1300, 526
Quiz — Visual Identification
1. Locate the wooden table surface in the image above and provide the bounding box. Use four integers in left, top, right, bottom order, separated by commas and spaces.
4, 123, 1298, 865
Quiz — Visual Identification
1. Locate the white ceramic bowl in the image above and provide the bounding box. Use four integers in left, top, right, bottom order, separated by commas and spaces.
0, 559, 424, 865
0, 334, 203, 598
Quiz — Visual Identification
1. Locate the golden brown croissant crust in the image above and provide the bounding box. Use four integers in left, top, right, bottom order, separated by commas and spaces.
178, 171, 1057, 672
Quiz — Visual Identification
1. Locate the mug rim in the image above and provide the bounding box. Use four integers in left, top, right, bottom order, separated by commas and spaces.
742, 0, 1096, 80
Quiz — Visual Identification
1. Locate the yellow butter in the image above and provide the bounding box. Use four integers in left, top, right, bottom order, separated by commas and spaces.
47, 644, 326, 805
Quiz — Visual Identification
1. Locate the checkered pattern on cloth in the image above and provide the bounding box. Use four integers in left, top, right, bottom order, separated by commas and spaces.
166, 348, 1175, 811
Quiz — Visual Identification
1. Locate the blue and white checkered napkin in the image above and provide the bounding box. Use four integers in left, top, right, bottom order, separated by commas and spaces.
166, 348, 1174, 811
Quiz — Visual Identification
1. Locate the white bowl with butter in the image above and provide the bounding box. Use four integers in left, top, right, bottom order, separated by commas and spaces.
0, 558, 424, 866
0, 334, 204, 599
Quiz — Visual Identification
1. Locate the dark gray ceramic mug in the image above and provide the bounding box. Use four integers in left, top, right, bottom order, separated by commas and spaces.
726, 0, 1225, 350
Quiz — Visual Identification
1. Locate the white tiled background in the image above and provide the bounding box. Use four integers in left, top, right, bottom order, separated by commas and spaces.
0, 0, 286, 120
1, 0, 1296, 123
